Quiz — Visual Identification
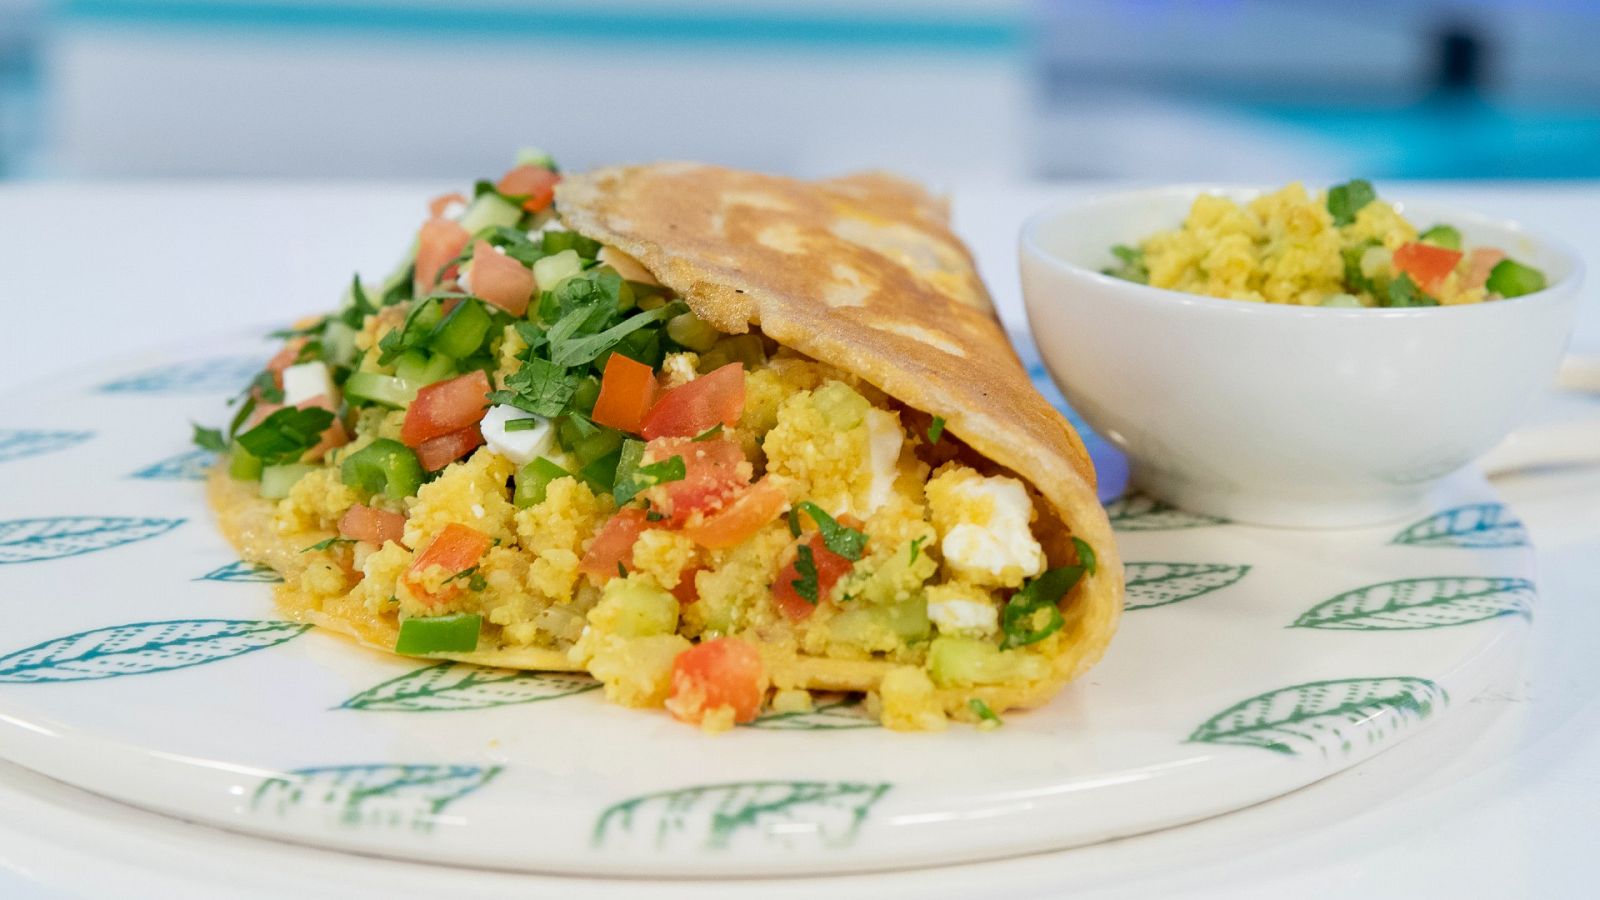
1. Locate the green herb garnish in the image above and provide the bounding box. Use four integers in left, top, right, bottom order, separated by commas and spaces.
968, 698, 1002, 727
191, 423, 228, 453
795, 501, 868, 561
909, 535, 928, 563
1385, 273, 1437, 308
927, 416, 945, 444
791, 545, 820, 604
1101, 244, 1148, 284
444, 565, 488, 592
301, 536, 356, 553
488, 358, 577, 418
502, 417, 545, 432
248, 370, 284, 404
1326, 179, 1376, 226
235, 406, 335, 467
691, 424, 724, 442
1000, 565, 1083, 649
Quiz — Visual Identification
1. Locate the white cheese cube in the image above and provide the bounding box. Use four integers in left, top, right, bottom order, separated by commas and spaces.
862, 408, 904, 515
927, 595, 1000, 636
933, 472, 1045, 588
479, 404, 555, 465
280, 362, 336, 407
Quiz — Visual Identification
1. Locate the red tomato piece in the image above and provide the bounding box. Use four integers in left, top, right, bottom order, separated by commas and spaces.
427, 192, 467, 219
467, 240, 534, 316
265, 337, 308, 390
771, 533, 855, 622
414, 217, 471, 297
338, 504, 407, 546
1464, 247, 1507, 289
682, 478, 787, 549
1393, 241, 1464, 294
578, 508, 652, 584
643, 437, 750, 527
640, 363, 745, 440
401, 370, 491, 447
590, 353, 657, 433
415, 426, 484, 471
666, 637, 766, 726
403, 523, 491, 606
670, 565, 705, 606
496, 164, 561, 213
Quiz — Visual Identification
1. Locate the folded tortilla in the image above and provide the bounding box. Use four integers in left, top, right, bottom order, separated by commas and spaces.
210, 162, 1123, 719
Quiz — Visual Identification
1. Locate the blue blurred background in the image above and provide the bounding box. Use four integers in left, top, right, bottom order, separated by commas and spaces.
0, 0, 1596, 181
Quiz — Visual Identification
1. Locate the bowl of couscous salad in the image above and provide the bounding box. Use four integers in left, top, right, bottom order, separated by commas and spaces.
1020, 182, 1583, 527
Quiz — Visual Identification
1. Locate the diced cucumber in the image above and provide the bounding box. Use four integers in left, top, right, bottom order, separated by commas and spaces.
228, 444, 263, 481
515, 457, 571, 508
344, 371, 415, 409
322, 319, 358, 366
1485, 259, 1547, 298
515, 146, 557, 169
594, 579, 678, 637
532, 249, 583, 290
430, 299, 494, 359
1418, 224, 1462, 250
927, 636, 1048, 688
459, 192, 523, 236
260, 464, 314, 499
813, 382, 869, 431
394, 350, 456, 386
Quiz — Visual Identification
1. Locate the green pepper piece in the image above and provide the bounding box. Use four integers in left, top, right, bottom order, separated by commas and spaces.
1417, 225, 1462, 250
340, 438, 425, 500
395, 613, 482, 654
515, 457, 571, 508
580, 447, 624, 495
1485, 259, 1547, 298
430, 298, 495, 359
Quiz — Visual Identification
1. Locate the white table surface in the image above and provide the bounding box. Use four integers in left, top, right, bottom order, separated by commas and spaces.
0, 180, 1596, 898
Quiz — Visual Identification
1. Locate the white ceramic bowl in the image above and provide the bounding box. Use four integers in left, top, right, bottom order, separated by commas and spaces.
1020, 185, 1585, 527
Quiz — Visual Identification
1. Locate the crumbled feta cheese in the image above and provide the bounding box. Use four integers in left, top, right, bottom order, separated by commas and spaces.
479, 404, 555, 465
471, 503, 485, 519
281, 362, 336, 407
927, 468, 1045, 588
660, 353, 699, 389
927, 595, 999, 636
440, 198, 467, 220
862, 408, 903, 514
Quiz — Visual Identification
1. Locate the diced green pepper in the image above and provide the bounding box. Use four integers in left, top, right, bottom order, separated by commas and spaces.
559, 418, 624, 466
394, 350, 456, 386
430, 298, 495, 359
228, 443, 263, 481
570, 375, 601, 415
340, 438, 425, 500
344, 371, 415, 409
395, 613, 482, 654
580, 447, 624, 495
260, 464, 314, 500
1418, 224, 1462, 250
1485, 259, 1547, 298
610, 439, 648, 504
514, 457, 570, 508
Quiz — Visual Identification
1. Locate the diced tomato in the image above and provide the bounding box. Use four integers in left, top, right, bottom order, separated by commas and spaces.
338, 504, 407, 546
403, 523, 491, 606
496, 164, 561, 213
640, 363, 745, 440
401, 370, 491, 447
771, 533, 855, 622
1464, 247, 1507, 289
643, 436, 750, 527
591, 354, 657, 433
670, 565, 705, 606
467, 239, 534, 316
682, 478, 787, 549
666, 637, 766, 726
1393, 241, 1464, 294
415, 426, 484, 471
414, 217, 471, 297
265, 337, 308, 390
578, 508, 652, 584
428, 192, 467, 219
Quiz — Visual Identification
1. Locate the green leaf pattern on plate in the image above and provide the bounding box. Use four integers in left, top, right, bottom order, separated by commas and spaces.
195, 559, 284, 583
0, 516, 185, 564
744, 698, 879, 730
1392, 503, 1528, 548
252, 763, 502, 832
0, 429, 93, 463
128, 448, 214, 481
0, 619, 309, 683
1188, 676, 1447, 756
96, 356, 265, 394
1124, 562, 1251, 610
1106, 494, 1228, 531
338, 661, 600, 712
594, 781, 892, 851
1293, 577, 1534, 630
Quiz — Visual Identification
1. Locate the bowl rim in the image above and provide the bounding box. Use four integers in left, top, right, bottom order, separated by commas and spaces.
1018, 182, 1586, 320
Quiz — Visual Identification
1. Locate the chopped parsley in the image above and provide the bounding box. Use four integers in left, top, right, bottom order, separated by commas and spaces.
444, 566, 489, 592
617, 561, 628, 578
546, 300, 682, 368
1385, 273, 1437, 308
248, 370, 284, 404
235, 406, 335, 466
488, 357, 577, 417
612, 451, 685, 506
1326, 178, 1376, 227
909, 534, 928, 563
790, 545, 820, 604
1000, 565, 1084, 649
301, 536, 356, 553
968, 698, 1002, 727
1101, 244, 1148, 284
927, 416, 945, 444
795, 501, 868, 561
691, 424, 724, 442
191, 423, 228, 453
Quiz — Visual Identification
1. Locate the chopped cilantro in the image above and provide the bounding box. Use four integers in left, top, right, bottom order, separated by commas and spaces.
968, 698, 1002, 727
1327, 179, 1376, 227
1071, 537, 1097, 576
1102, 244, 1149, 284
1385, 273, 1437, 308
909, 535, 928, 563
613, 454, 686, 506
791, 545, 820, 604
617, 561, 628, 578
502, 417, 545, 432
927, 417, 945, 444
487, 358, 577, 417
191, 423, 228, 453
546, 301, 682, 368
444, 566, 489, 592
691, 424, 724, 442
795, 502, 868, 561
249, 370, 284, 404
301, 536, 355, 553
235, 406, 335, 467
645, 510, 666, 523
1000, 565, 1083, 649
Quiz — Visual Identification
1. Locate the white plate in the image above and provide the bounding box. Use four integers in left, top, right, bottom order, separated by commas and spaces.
0, 334, 1536, 877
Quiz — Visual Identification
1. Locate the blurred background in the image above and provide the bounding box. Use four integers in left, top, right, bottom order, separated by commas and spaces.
0, 0, 1596, 184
